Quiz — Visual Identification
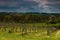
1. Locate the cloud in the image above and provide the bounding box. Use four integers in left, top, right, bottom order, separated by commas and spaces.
32, 0, 60, 13
0, 0, 39, 12
0, 0, 60, 13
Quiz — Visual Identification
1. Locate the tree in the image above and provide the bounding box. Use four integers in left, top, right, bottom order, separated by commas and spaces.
47, 15, 56, 35
49, 15, 56, 24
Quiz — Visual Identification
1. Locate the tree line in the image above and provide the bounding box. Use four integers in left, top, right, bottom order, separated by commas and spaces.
0, 12, 60, 23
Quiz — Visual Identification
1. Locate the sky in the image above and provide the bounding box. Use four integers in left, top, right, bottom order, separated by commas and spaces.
0, 0, 60, 13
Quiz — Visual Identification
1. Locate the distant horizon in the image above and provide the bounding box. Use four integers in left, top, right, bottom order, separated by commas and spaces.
0, 12, 57, 14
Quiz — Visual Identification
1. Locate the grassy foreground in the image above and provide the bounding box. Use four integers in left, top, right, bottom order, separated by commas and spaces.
0, 29, 60, 40
0, 23, 60, 40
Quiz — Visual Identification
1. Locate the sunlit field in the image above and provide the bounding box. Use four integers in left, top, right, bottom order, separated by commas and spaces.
0, 23, 60, 40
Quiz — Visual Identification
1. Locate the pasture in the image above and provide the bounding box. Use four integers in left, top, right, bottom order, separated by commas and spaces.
0, 23, 60, 40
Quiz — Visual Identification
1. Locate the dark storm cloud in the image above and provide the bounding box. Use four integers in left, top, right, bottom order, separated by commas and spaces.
0, 0, 39, 12
46, 0, 60, 13
0, 0, 60, 13
33, 0, 60, 13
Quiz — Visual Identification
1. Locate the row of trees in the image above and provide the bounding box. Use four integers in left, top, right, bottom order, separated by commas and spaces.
0, 12, 60, 23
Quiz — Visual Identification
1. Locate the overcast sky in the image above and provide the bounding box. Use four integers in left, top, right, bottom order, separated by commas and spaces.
0, 0, 60, 13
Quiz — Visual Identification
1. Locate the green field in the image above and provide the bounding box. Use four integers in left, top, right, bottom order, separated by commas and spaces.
0, 30, 60, 40
0, 23, 60, 40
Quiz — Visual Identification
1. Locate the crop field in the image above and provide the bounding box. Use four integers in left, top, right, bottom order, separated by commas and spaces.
0, 23, 60, 40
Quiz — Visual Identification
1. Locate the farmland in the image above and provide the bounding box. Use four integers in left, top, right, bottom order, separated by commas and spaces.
0, 23, 60, 40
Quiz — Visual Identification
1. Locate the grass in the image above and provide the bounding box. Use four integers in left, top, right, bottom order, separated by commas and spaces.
0, 23, 60, 40
0, 30, 60, 40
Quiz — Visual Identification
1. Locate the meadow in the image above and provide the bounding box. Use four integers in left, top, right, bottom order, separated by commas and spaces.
0, 23, 60, 40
